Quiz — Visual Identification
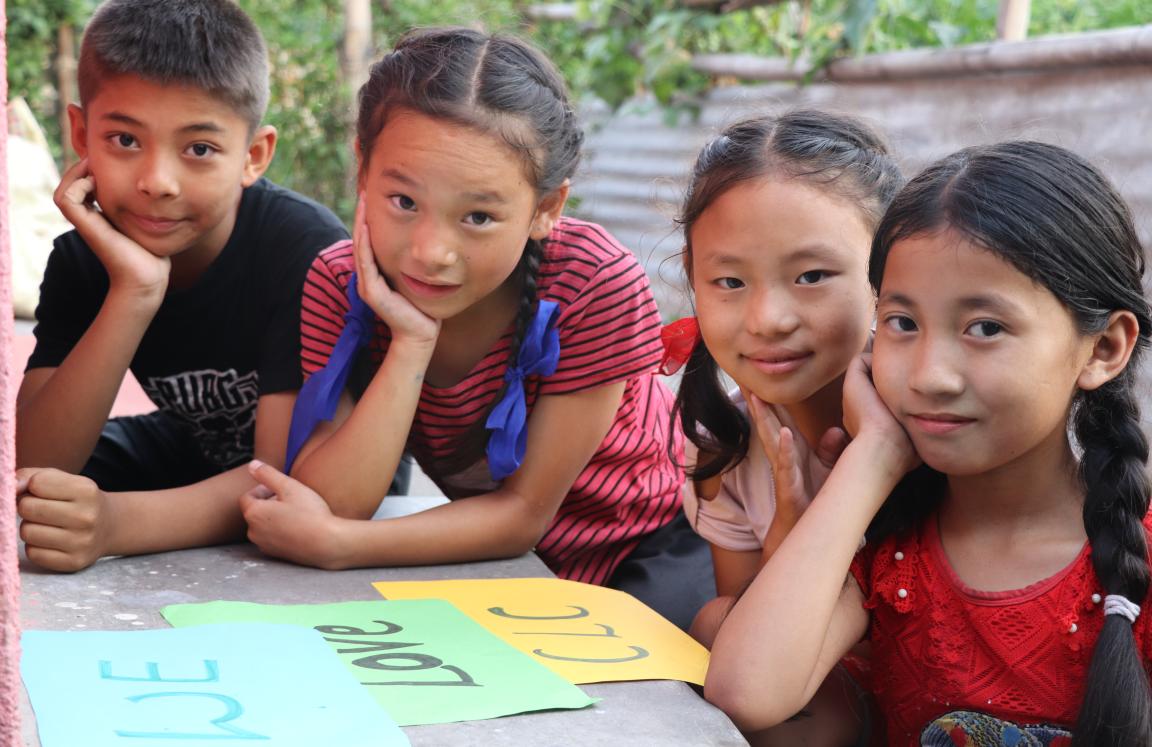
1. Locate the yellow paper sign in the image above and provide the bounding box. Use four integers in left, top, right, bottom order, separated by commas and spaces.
372, 578, 708, 685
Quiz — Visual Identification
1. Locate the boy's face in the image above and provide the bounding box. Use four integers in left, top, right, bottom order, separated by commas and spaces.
69, 74, 274, 273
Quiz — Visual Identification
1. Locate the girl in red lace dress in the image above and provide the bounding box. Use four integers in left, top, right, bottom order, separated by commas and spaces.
706, 141, 1152, 747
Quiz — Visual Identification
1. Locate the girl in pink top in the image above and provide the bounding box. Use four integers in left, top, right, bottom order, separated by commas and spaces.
237, 27, 712, 630
673, 111, 903, 639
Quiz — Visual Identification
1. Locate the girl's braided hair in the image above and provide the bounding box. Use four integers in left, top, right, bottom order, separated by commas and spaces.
867, 141, 1152, 746
355, 28, 582, 482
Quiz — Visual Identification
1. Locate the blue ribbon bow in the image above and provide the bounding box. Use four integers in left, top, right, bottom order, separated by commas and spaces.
485, 300, 561, 481
284, 273, 375, 471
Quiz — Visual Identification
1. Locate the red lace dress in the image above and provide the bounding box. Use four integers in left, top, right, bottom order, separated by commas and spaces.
849, 513, 1152, 746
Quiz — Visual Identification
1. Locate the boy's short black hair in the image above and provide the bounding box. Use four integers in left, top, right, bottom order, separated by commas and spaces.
77, 0, 269, 130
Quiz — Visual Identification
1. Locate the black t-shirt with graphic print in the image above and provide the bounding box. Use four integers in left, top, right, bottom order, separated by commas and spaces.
28, 178, 348, 469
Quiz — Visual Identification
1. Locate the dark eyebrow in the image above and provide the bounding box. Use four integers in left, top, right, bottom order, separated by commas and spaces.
879, 290, 1025, 316
461, 191, 509, 205
701, 253, 744, 266
702, 244, 847, 268
379, 168, 508, 204
954, 293, 1025, 316
877, 290, 916, 308
100, 112, 226, 135
787, 245, 848, 264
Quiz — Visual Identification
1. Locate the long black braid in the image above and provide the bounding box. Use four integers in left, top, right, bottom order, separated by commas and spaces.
868, 141, 1152, 745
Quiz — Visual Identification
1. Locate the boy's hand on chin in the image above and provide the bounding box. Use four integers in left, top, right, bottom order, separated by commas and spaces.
54, 158, 171, 300
16, 468, 118, 573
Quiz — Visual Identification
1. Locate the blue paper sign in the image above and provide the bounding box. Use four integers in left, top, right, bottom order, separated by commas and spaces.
21, 624, 409, 747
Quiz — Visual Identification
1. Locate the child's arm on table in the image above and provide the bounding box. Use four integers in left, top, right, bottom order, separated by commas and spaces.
705, 356, 916, 731
17, 391, 295, 572
242, 380, 626, 570
288, 199, 439, 518
17, 159, 171, 471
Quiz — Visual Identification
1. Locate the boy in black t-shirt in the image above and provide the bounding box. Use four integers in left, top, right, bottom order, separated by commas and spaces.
15, 0, 350, 571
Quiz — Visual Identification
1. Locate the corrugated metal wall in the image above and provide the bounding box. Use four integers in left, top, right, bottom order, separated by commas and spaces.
574, 60, 1152, 322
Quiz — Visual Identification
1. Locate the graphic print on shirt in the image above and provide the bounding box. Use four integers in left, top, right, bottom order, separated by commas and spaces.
142, 368, 259, 467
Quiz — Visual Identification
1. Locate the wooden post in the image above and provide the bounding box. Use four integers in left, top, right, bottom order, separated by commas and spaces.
343, 0, 372, 182
997, 0, 1031, 41
343, 0, 373, 95
1, 0, 24, 741
57, 24, 77, 168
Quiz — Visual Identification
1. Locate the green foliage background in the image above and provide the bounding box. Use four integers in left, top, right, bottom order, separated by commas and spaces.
6, 0, 1149, 223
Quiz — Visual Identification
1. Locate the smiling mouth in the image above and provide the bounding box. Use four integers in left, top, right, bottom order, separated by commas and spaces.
401, 273, 461, 298
909, 413, 976, 435
129, 213, 183, 234
746, 351, 811, 374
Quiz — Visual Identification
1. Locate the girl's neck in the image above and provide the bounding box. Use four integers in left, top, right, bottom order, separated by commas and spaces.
936, 431, 1087, 592
940, 429, 1083, 534
427, 273, 521, 388
783, 373, 846, 447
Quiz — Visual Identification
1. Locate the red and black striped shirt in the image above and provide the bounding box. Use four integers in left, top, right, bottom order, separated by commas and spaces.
301, 217, 684, 584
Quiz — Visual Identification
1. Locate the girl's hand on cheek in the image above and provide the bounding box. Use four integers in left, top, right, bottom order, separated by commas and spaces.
843, 354, 919, 476
352, 194, 440, 349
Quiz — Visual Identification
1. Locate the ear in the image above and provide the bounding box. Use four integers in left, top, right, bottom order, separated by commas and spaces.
529, 179, 570, 240
1077, 310, 1141, 391
242, 125, 278, 186
67, 104, 88, 159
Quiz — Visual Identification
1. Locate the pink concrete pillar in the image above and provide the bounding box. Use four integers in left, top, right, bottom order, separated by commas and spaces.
0, 0, 22, 740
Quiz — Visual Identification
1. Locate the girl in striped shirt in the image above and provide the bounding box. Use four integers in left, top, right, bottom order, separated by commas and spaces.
238, 27, 713, 630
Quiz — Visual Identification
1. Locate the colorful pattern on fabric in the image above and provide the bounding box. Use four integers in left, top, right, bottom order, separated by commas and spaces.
848, 512, 1152, 747
300, 218, 683, 585
919, 710, 1071, 747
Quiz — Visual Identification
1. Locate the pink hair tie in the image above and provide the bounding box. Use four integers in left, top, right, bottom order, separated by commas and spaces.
658, 317, 700, 376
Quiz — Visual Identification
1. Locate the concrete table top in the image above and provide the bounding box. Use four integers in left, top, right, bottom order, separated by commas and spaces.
18, 541, 747, 746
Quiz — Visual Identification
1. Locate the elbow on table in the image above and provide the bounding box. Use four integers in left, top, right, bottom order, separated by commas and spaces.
704, 674, 800, 733
502, 516, 549, 557
495, 490, 554, 557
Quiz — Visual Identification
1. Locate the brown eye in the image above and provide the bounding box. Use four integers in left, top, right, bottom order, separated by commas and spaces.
968, 320, 1003, 338
797, 270, 828, 285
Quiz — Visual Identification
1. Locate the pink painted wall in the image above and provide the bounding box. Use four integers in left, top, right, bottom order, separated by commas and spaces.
1, 0, 22, 740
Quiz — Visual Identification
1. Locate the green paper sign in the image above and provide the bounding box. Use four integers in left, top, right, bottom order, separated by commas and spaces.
161, 599, 594, 726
